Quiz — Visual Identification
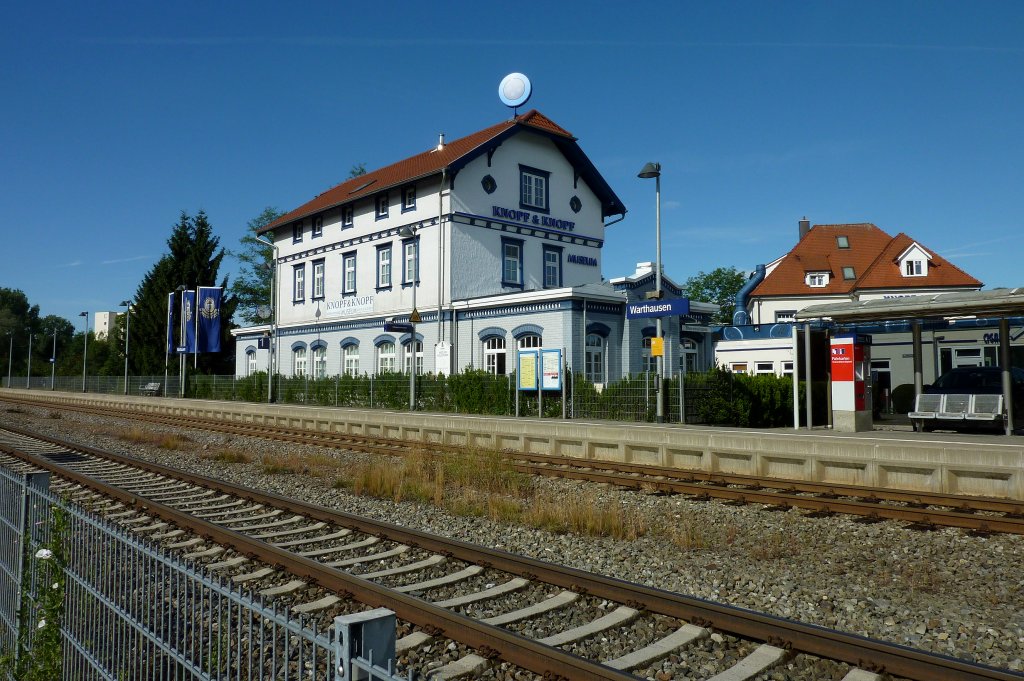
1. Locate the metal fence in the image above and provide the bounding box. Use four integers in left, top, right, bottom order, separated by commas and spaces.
0, 464, 407, 681
4, 368, 806, 427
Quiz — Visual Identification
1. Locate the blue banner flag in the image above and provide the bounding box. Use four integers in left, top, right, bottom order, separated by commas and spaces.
182, 290, 197, 353
166, 292, 175, 355
197, 287, 223, 353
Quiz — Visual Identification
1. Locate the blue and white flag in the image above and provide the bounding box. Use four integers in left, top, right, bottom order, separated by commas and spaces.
196, 286, 223, 353
182, 290, 197, 354
166, 292, 175, 355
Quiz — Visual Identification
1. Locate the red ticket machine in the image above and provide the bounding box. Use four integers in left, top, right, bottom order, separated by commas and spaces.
830, 333, 873, 431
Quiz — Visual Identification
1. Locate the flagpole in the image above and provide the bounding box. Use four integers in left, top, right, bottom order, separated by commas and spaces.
194, 286, 199, 370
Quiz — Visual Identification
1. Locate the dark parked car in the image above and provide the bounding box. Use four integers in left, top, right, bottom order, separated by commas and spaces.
916, 366, 1024, 432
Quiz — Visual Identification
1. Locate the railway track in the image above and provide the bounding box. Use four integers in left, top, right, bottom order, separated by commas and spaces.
4, 394, 1024, 535
0, 423, 1018, 681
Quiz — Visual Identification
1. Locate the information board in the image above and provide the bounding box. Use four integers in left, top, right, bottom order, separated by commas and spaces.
541, 349, 562, 390
517, 350, 538, 390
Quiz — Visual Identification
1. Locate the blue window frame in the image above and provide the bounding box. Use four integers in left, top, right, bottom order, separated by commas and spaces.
543, 245, 562, 288
312, 259, 325, 300
501, 237, 524, 288
402, 238, 419, 286
292, 264, 305, 302
342, 251, 357, 295
519, 165, 550, 213
312, 215, 323, 238
401, 185, 416, 213
376, 243, 392, 290
375, 192, 389, 220
292, 220, 303, 244
341, 205, 354, 229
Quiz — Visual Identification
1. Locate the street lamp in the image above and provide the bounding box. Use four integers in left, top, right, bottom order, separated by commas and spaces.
255, 235, 278, 403
49, 327, 57, 390
120, 300, 133, 395
176, 285, 187, 398
78, 312, 88, 393
25, 330, 33, 389
399, 225, 419, 411
638, 161, 664, 423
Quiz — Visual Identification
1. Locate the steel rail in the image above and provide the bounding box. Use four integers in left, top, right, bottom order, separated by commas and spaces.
6, 394, 1023, 531
0, 425, 1018, 681
0, 438, 635, 681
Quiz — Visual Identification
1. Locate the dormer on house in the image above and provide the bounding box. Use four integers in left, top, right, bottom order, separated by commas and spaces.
897, 243, 932, 278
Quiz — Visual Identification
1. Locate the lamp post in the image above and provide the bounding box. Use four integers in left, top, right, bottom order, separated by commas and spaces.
120, 300, 133, 395
25, 331, 33, 389
78, 312, 88, 393
50, 328, 57, 390
399, 225, 419, 411
255, 235, 278, 403
176, 285, 187, 398
638, 161, 664, 423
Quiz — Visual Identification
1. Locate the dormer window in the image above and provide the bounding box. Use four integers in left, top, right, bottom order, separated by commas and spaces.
806, 272, 829, 287
836, 236, 849, 249
897, 242, 932, 278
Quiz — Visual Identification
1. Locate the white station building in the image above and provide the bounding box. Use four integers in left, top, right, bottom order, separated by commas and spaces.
232, 109, 717, 384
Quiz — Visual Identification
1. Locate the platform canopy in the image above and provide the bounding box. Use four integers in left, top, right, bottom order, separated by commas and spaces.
795, 288, 1024, 323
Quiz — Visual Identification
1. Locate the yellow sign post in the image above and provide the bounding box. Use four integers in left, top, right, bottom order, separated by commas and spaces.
651, 337, 664, 357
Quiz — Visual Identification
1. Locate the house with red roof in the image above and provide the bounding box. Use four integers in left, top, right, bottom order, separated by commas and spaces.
716, 219, 986, 402
231, 110, 718, 387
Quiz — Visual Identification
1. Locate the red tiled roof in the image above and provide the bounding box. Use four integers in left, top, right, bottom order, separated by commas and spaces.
751, 223, 981, 297
262, 110, 577, 234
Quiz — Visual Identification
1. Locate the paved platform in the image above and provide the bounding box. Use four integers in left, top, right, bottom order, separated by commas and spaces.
4, 388, 1023, 501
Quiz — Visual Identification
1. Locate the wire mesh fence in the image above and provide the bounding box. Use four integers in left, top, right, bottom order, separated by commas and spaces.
4, 367, 810, 427
0, 464, 408, 681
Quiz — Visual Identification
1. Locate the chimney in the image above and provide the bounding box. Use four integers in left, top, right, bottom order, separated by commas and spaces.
798, 216, 810, 241
436, 133, 445, 151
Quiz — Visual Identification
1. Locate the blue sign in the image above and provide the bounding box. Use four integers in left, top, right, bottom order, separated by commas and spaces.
384, 321, 414, 334
625, 297, 690, 319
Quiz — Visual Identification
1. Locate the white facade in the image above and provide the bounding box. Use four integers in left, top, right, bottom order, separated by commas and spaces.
94, 311, 120, 340
232, 112, 718, 383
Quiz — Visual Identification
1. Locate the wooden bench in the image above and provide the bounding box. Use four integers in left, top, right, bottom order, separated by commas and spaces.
139, 382, 162, 396
910, 393, 1004, 431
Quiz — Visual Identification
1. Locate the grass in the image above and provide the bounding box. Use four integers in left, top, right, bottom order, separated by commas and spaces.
206, 449, 252, 464
116, 427, 188, 450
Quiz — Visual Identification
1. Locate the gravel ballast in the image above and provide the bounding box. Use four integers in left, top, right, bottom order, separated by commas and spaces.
5, 404, 1022, 676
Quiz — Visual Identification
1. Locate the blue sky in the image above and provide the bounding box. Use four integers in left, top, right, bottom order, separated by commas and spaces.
2, 1, 1022, 324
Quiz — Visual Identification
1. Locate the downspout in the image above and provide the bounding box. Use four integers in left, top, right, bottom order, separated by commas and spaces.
732, 264, 766, 325
437, 167, 447, 344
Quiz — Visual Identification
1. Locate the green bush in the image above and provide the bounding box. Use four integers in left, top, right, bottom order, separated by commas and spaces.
890, 383, 916, 414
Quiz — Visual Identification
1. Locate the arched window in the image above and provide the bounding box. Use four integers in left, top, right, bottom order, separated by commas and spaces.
484, 337, 506, 374
377, 342, 396, 374
403, 340, 423, 375
517, 334, 542, 349
343, 345, 360, 376
293, 347, 308, 377
585, 334, 604, 383
246, 350, 257, 376
313, 345, 327, 378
